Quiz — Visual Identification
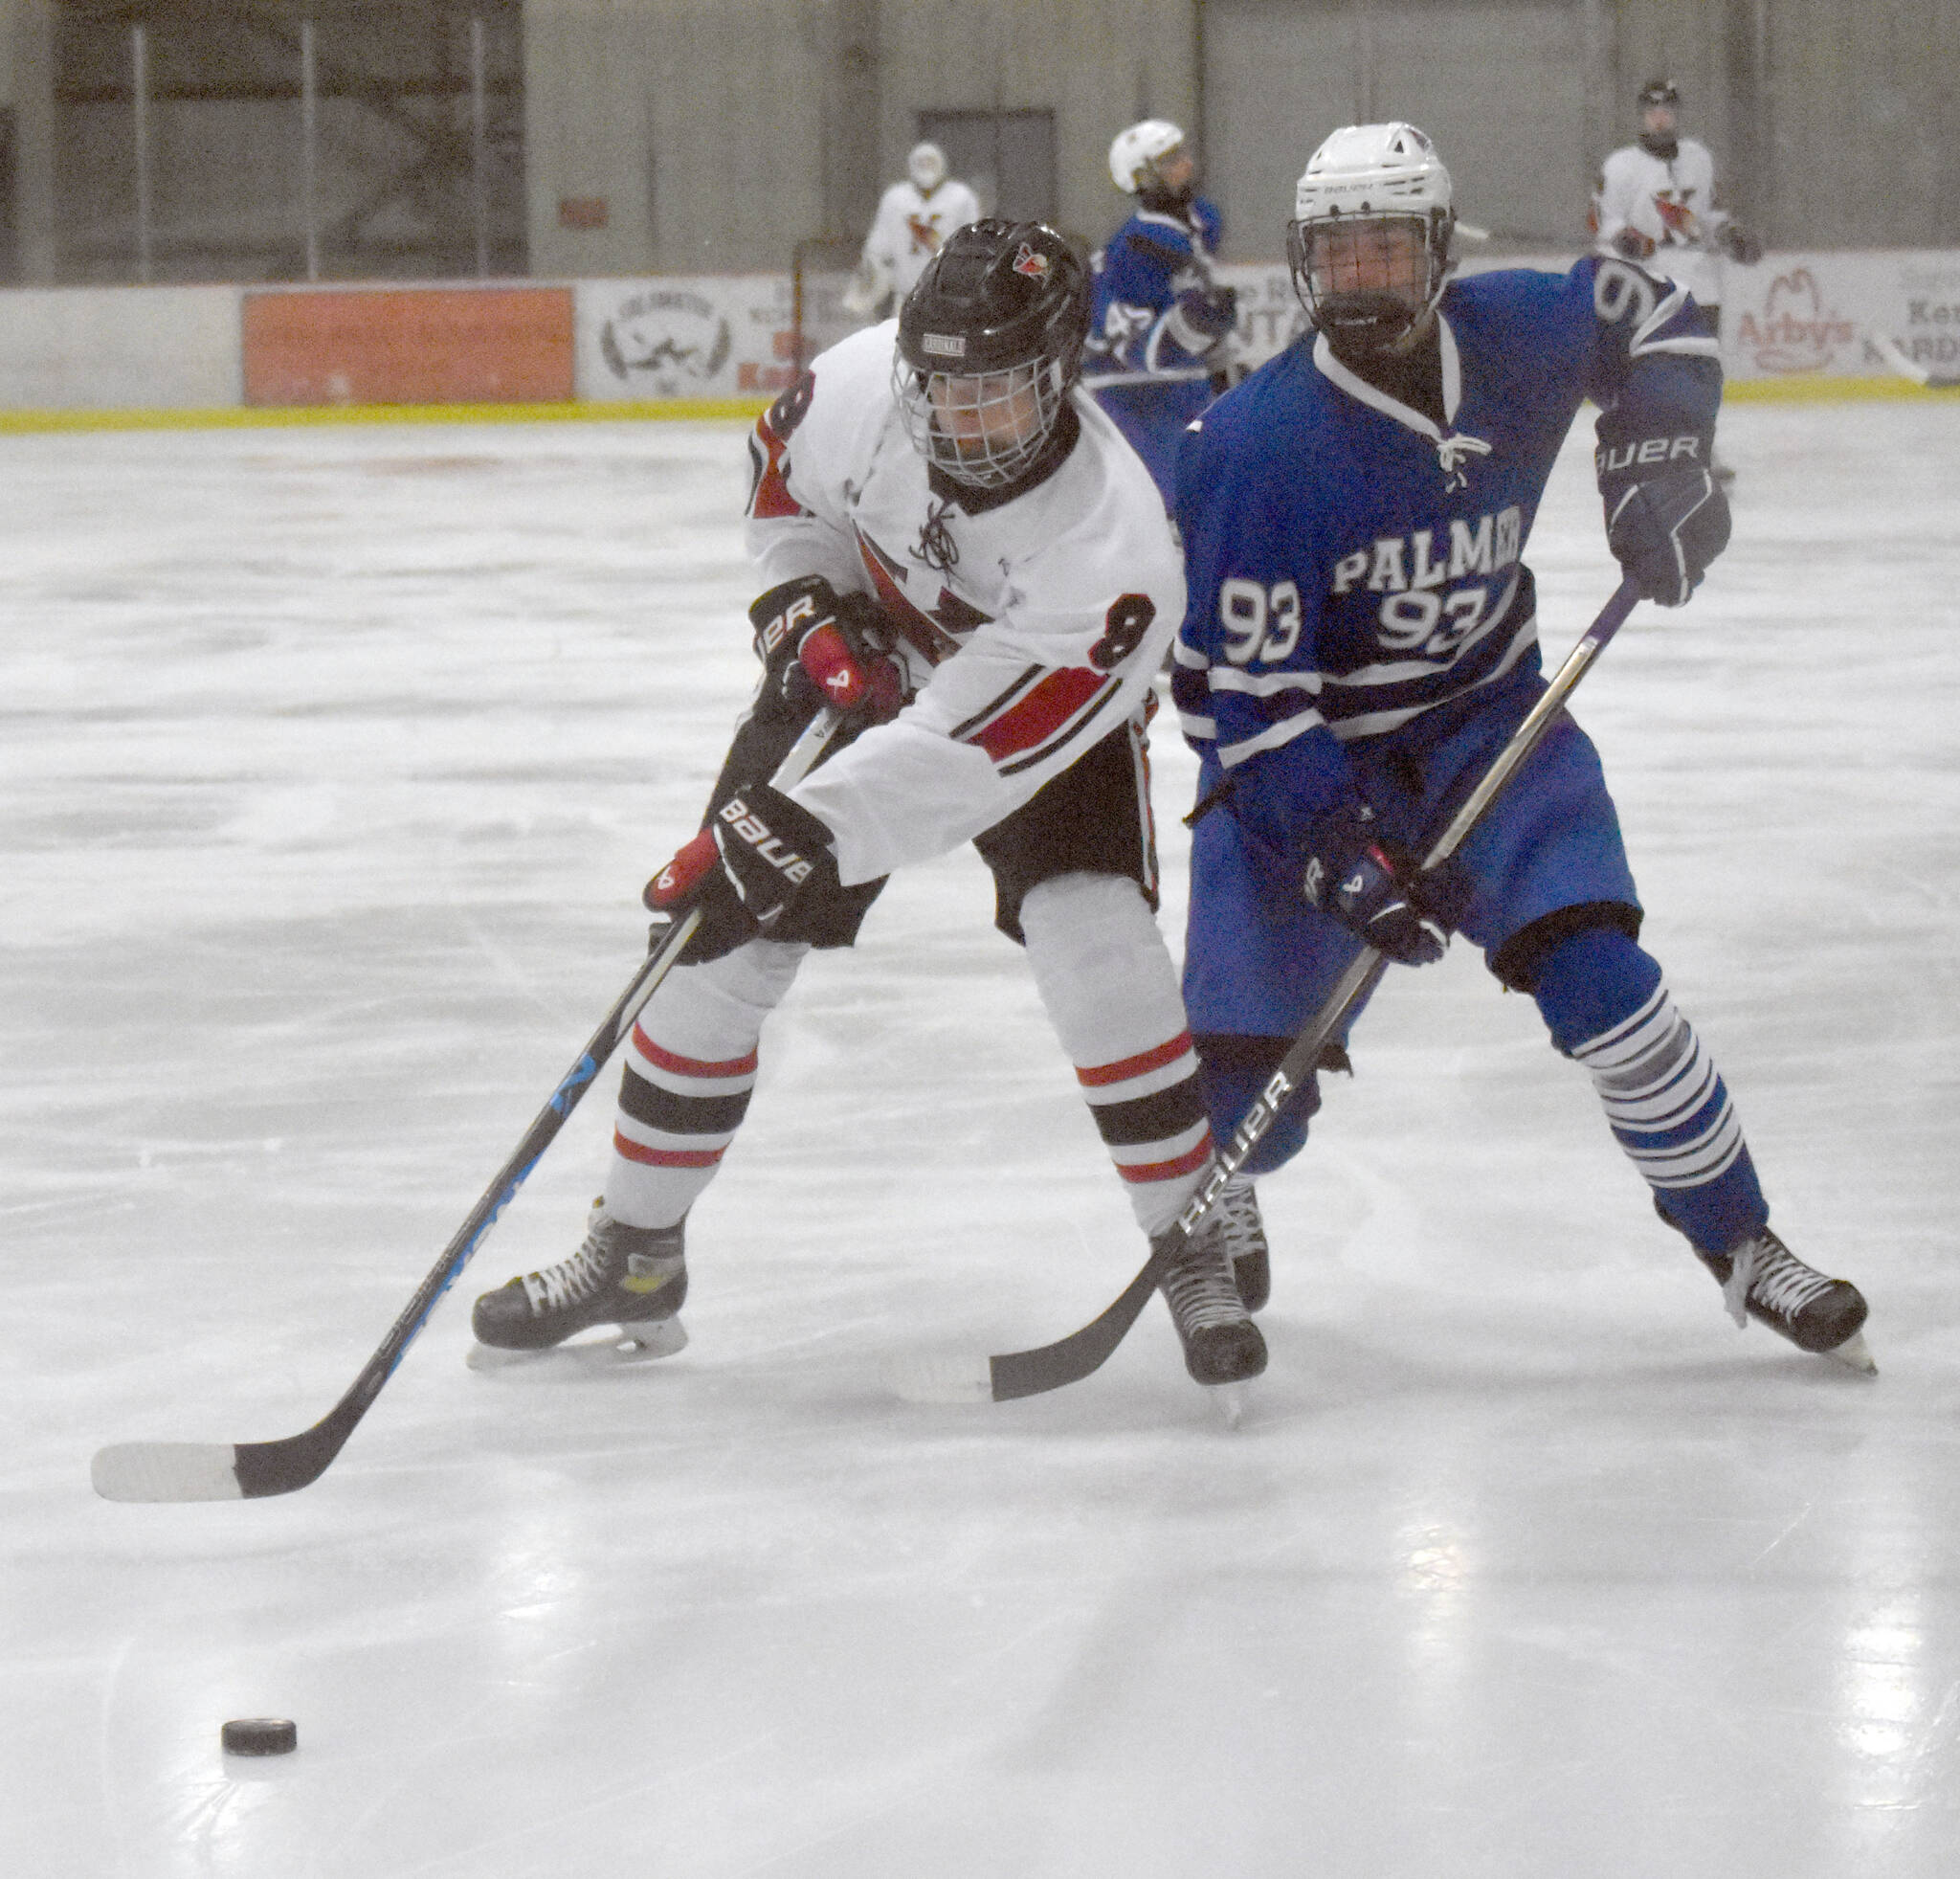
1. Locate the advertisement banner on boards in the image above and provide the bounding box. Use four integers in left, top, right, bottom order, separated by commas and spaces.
576, 275, 860, 402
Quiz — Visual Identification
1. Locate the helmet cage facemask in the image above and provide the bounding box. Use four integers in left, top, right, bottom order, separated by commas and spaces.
893, 219, 1088, 490
893, 352, 1076, 489
1287, 209, 1454, 355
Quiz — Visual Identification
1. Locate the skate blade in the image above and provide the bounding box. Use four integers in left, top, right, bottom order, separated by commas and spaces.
1207, 1382, 1253, 1428
467, 1318, 688, 1374
1823, 1329, 1877, 1376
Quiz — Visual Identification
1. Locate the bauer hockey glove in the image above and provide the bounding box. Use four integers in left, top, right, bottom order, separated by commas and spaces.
749, 574, 907, 727
1300, 803, 1466, 968
644, 781, 843, 965
1610, 227, 1658, 261
1604, 461, 1732, 607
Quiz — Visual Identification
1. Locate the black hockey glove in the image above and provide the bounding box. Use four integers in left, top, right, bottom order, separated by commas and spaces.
1165, 285, 1239, 359
1300, 803, 1467, 968
1720, 222, 1764, 265
1611, 227, 1657, 261
749, 575, 906, 727
1604, 462, 1731, 607
643, 781, 843, 965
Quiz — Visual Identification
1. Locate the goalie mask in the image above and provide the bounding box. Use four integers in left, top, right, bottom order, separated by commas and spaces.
894, 219, 1091, 491
1637, 79, 1681, 158
1286, 122, 1457, 359
907, 141, 948, 194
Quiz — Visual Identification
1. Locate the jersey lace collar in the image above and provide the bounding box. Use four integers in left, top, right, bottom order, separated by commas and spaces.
1313, 317, 1493, 490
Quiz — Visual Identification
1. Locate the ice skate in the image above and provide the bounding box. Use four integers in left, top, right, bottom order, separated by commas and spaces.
1154, 1209, 1267, 1396
1700, 1228, 1873, 1373
469, 1202, 689, 1368
1214, 1174, 1271, 1312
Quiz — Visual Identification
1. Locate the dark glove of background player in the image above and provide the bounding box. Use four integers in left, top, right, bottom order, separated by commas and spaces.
1720, 222, 1764, 264
1604, 463, 1731, 606
750, 573, 907, 725
1299, 803, 1471, 968
644, 783, 845, 965
1165, 283, 1238, 359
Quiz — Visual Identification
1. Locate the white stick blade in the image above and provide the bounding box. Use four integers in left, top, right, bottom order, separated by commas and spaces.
1876, 336, 1933, 387
92, 1442, 244, 1502
880, 1351, 994, 1404
1826, 1331, 1878, 1376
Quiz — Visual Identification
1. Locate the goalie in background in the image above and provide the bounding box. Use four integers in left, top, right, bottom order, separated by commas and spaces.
1082, 119, 1240, 507
1591, 78, 1763, 479
840, 141, 983, 321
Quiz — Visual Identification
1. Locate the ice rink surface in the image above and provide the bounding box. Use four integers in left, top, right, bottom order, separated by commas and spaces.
5, 392, 1958, 1877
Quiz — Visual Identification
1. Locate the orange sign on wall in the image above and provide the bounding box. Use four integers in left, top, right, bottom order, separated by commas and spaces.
242, 286, 576, 406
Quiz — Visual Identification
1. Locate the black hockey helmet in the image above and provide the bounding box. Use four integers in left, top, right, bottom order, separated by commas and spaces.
893, 219, 1091, 489
1637, 78, 1680, 110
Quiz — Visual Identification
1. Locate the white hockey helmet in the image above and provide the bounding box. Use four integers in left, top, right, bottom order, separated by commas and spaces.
1286, 122, 1457, 352
908, 142, 949, 192
1108, 119, 1188, 193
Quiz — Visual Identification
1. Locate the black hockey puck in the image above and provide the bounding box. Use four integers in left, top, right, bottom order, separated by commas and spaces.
221, 1717, 298, 1756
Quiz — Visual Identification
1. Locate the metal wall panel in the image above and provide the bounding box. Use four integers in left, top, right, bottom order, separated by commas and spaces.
1204, 0, 1593, 259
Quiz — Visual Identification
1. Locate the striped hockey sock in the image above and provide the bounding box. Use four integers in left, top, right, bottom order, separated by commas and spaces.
603, 939, 806, 1229
1021, 874, 1214, 1235
1538, 929, 1768, 1255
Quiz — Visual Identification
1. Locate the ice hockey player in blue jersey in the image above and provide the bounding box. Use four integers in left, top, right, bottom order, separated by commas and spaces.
1169, 122, 1872, 1368
1082, 119, 1238, 505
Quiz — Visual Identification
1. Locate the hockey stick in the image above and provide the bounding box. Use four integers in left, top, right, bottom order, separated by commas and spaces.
91, 708, 844, 1503
1872, 334, 1960, 391
887, 575, 1643, 1404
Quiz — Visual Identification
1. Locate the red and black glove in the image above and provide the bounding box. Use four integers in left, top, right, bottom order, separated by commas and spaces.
749, 574, 906, 726
644, 782, 843, 965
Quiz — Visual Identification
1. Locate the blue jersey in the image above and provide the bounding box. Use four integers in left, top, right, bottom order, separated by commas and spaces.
1085, 197, 1229, 504
1171, 257, 1721, 858
1084, 197, 1226, 391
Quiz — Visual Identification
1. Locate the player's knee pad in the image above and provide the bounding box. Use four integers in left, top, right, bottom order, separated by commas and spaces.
645, 936, 808, 1058
1021, 872, 1187, 1062
1529, 924, 1661, 1057
1192, 1033, 1348, 1178
1019, 870, 1153, 951
1490, 899, 1642, 995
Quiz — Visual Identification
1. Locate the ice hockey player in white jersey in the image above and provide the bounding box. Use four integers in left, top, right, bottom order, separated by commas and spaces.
1592, 79, 1762, 319
842, 142, 984, 319
472, 219, 1266, 1396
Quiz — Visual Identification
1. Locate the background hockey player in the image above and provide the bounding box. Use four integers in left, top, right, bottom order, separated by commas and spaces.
1169, 122, 1869, 1370
1592, 78, 1763, 483
1082, 119, 1239, 506
474, 219, 1264, 1395
841, 141, 983, 320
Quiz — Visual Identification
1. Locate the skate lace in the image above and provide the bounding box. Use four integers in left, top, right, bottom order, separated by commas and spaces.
1723, 1234, 1835, 1329
1214, 1177, 1266, 1266
1160, 1221, 1247, 1333
522, 1235, 611, 1314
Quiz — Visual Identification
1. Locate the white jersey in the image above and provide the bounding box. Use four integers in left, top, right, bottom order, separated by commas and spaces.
858, 178, 984, 300
742, 321, 1185, 887
1592, 137, 1730, 307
